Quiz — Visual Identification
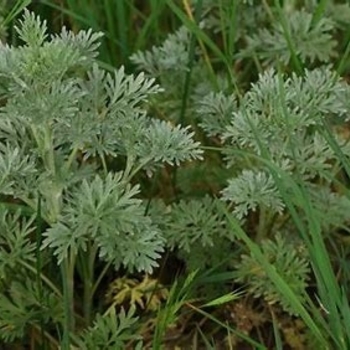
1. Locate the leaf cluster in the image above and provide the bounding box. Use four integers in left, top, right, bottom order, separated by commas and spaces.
235, 233, 310, 315
131, 1, 350, 330
72, 307, 142, 350
0, 9, 202, 347
0, 9, 202, 273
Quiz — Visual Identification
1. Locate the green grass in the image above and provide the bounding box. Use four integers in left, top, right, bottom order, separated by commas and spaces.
35, 0, 175, 68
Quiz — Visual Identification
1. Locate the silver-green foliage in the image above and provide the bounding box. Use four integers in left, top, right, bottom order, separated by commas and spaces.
0, 9, 203, 344
239, 7, 337, 65
235, 233, 310, 315
131, 1, 350, 317
150, 196, 235, 271
42, 173, 163, 272
196, 66, 350, 315
72, 308, 142, 350
205, 67, 350, 221
131, 26, 191, 77
0, 10, 202, 272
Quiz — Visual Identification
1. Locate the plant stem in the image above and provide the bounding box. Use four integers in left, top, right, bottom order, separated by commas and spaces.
35, 193, 47, 348
256, 207, 268, 242
60, 251, 75, 349
66, 146, 79, 170
18, 260, 62, 297
82, 242, 98, 326
92, 261, 112, 297
31, 322, 60, 349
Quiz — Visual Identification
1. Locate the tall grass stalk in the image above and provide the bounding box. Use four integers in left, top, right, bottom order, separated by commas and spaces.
214, 66, 350, 348
38, 0, 174, 67
2, 0, 31, 28
218, 1, 350, 345
152, 271, 197, 350
188, 301, 267, 349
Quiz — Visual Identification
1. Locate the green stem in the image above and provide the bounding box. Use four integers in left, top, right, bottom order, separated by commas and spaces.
171, 0, 203, 196
31, 322, 60, 349
256, 207, 268, 242
122, 154, 139, 182
66, 146, 79, 170
101, 154, 108, 175
44, 125, 56, 176
60, 251, 75, 349
127, 157, 153, 181
92, 261, 112, 298
18, 260, 62, 297
81, 242, 98, 326
35, 193, 46, 348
